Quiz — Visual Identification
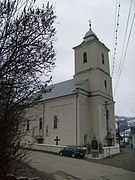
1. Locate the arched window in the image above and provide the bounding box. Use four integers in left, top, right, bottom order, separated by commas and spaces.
102, 53, 104, 64
104, 80, 107, 89
26, 120, 29, 131
39, 118, 42, 130
83, 52, 87, 63
54, 115, 58, 128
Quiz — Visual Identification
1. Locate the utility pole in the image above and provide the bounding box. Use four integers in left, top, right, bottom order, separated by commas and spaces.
123, 128, 126, 144
117, 120, 121, 151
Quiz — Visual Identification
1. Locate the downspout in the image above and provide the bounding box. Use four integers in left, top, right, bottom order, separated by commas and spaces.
43, 102, 45, 141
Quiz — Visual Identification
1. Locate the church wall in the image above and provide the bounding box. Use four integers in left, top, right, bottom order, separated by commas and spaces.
88, 97, 101, 140
74, 41, 110, 76
96, 42, 110, 75
73, 35, 116, 147
74, 41, 98, 75
75, 68, 113, 99
24, 102, 45, 141
43, 95, 77, 146
96, 96, 116, 146
24, 94, 77, 146
74, 70, 100, 92
97, 69, 113, 98
86, 95, 115, 146
78, 94, 90, 146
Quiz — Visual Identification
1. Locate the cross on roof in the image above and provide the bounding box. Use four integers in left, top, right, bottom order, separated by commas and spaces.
89, 19, 92, 30
54, 136, 60, 145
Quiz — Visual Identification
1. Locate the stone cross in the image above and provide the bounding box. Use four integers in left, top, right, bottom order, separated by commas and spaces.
54, 136, 60, 145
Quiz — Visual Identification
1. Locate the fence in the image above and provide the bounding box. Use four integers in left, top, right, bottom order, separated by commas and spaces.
32, 143, 120, 159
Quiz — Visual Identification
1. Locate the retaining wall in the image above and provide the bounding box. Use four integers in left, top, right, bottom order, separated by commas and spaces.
32, 143, 120, 159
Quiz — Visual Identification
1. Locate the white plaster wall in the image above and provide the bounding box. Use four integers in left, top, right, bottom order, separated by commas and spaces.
43, 95, 76, 146
74, 42, 98, 74
24, 102, 44, 141
78, 94, 90, 145
73, 38, 115, 147
33, 143, 66, 154
96, 42, 110, 74
24, 95, 76, 146
74, 41, 110, 76
88, 97, 100, 140
32, 143, 120, 159
103, 145, 120, 158
98, 69, 113, 97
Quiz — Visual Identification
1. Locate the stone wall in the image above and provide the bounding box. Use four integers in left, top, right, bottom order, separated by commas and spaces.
33, 143, 66, 154
32, 143, 120, 159
103, 145, 120, 158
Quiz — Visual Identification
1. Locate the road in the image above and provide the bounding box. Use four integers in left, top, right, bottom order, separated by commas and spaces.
88, 147, 135, 173
29, 151, 135, 180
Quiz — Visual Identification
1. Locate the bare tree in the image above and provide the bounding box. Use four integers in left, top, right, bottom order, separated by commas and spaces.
0, 0, 56, 177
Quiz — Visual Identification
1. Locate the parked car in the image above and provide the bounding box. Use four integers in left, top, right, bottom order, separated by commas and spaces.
59, 145, 86, 158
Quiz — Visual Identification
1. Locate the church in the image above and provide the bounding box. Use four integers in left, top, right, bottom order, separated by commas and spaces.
25, 23, 116, 150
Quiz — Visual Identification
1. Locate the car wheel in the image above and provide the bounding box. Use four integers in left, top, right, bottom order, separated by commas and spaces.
71, 153, 75, 158
59, 152, 63, 156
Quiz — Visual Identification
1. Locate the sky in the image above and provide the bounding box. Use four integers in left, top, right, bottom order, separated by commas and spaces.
37, 0, 135, 117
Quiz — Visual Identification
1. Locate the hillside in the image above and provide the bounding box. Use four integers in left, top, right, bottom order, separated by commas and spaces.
115, 116, 135, 132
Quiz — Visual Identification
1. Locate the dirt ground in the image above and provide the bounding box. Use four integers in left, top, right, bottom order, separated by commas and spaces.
15, 162, 55, 180
87, 146, 135, 173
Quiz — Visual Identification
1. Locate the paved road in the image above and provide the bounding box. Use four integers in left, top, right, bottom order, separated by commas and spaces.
88, 147, 135, 173
29, 151, 135, 180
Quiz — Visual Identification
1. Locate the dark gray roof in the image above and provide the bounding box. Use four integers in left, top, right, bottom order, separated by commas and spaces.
40, 79, 76, 101
83, 29, 98, 42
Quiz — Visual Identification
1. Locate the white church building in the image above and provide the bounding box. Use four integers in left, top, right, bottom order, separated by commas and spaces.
25, 23, 119, 158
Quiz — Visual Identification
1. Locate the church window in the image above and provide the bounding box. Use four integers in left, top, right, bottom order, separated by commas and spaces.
102, 53, 104, 64
46, 125, 48, 136
83, 52, 87, 63
104, 80, 107, 89
54, 115, 58, 128
26, 120, 29, 131
39, 118, 42, 130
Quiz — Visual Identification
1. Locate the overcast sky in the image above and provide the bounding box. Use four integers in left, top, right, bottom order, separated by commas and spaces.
37, 0, 135, 117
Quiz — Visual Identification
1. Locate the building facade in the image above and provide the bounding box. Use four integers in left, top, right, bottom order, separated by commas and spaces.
25, 24, 116, 150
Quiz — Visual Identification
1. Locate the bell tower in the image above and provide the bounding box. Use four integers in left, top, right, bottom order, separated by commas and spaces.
73, 21, 112, 95
73, 22, 116, 146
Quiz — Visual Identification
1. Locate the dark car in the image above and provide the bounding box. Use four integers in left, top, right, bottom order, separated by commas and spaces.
59, 145, 86, 158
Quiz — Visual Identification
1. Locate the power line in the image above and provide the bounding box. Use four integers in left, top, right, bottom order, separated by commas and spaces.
117, 0, 133, 76
114, 0, 133, 94
114, 12, 135, 96
111, 0, 121, 77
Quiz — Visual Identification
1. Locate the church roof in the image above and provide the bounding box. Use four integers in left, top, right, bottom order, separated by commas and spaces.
83, 21, 98, 42
39, 79, 76, 101
83, 30, 98, 42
